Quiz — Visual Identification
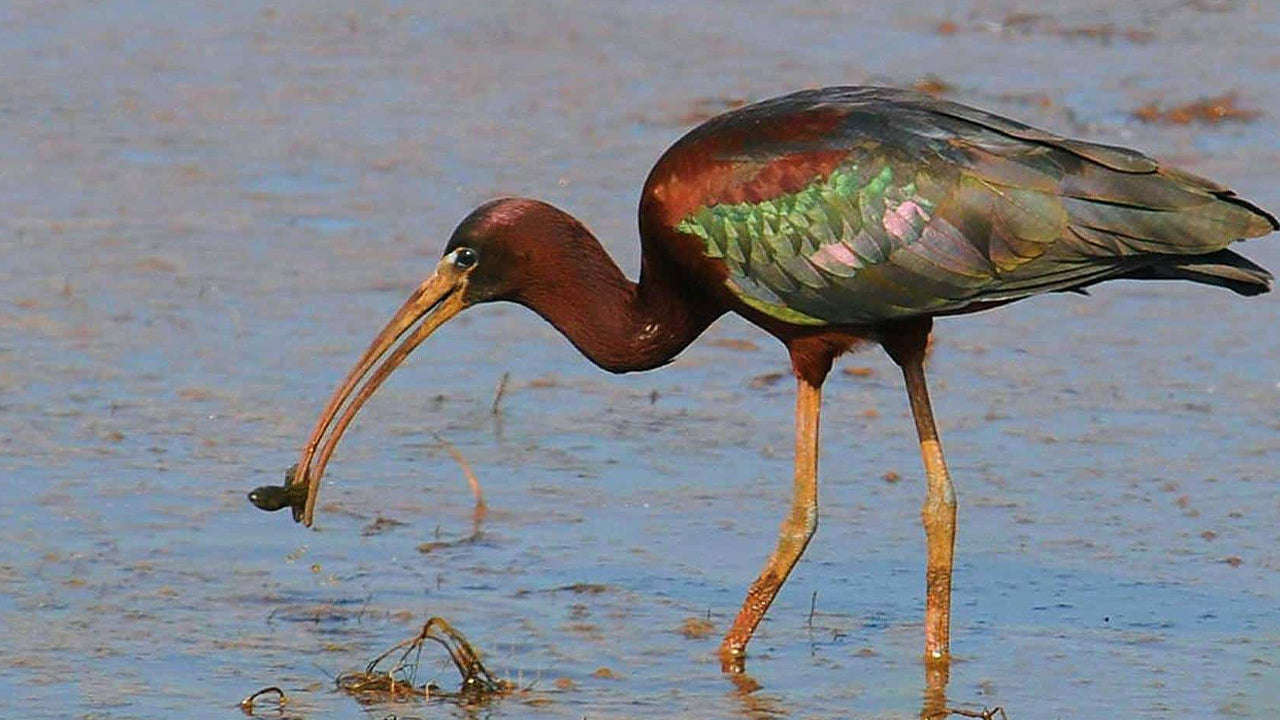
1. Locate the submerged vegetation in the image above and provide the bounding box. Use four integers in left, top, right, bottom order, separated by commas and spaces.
336, 617, 514, 706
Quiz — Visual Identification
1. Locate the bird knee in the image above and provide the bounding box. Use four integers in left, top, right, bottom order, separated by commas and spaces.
920, 496, 956, 533
783, 505, 818, 543
801, 504, 818, 539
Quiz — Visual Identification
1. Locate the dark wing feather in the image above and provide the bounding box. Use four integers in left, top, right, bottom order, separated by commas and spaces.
665, 87, 1276, 325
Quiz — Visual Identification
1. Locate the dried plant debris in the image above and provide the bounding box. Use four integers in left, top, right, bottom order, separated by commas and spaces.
337, 617, 514, 707
1133, 93, 1261, 125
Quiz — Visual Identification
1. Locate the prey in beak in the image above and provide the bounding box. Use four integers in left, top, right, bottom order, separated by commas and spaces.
250, 248, 477, 525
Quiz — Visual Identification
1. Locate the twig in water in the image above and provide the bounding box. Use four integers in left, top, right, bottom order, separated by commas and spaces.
434, 434, 487, 523
415, 436, 488, 554
239, 686, 286, 715
490, 371, 510, 415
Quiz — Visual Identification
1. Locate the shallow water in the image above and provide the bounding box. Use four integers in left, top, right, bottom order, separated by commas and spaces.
2, 1, 1279, 718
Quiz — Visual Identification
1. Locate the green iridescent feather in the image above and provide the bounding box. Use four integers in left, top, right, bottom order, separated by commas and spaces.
671, 88, 1275, 325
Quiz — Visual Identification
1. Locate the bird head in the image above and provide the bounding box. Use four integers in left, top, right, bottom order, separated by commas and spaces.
442, 197, 586, 304
277, 197, 573, 525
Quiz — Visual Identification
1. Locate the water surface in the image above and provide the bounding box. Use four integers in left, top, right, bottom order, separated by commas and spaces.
1, 1, 1278, 718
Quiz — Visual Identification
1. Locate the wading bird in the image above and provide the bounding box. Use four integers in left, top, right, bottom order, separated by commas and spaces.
253, 87, 1276, 670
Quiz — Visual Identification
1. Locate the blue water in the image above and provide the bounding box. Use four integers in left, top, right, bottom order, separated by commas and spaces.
1, 1, 1278, 718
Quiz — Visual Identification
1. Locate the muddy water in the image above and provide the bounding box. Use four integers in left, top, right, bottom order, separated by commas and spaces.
2, 1, 1278, 718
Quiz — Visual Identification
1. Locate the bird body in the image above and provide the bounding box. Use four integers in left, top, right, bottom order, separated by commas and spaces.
643, 87, 1273, 327
259, 86, 1276, 675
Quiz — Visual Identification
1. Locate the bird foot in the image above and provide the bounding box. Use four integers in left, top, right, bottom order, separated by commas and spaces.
718, 642, 747, 674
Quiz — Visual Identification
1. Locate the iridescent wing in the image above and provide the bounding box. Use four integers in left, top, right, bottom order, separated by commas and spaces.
666, 87, 1275, 325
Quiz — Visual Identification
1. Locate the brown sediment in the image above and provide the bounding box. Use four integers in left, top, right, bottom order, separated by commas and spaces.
526, 374, 561, 389
678, 616, 716, 639
360, 515, 407, 537
748, 371, 786, 389
913, 76, 954, 96
705, 337, 760, 351
416, 532, 485, 554
675, 96, 750, 125
1056, 25, 1154, 43
552, 676, 575, 690
516, 582, 612, 596
336, 617, 513, 706
1133, 93, 1261, 124
925, 706, 1008, 720
937, 14, 1155, 44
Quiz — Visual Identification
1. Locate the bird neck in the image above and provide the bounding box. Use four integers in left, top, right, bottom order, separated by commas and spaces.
513, 222, 720, 373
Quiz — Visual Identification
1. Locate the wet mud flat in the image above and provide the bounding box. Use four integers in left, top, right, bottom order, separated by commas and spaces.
1, 0, 1279, 718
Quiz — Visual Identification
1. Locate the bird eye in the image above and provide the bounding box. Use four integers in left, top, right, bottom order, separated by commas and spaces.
453, 247, 477, 269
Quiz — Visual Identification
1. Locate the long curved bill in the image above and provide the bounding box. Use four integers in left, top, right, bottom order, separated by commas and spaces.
287, 256, 470, 526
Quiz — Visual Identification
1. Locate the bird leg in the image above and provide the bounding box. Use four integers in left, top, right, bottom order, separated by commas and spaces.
719, 375, 822, 671
885, 319, 956, 662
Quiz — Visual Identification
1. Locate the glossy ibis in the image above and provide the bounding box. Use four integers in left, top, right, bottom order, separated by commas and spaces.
256, 86, 1276, 670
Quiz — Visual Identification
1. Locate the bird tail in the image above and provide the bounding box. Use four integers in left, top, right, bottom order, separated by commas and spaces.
1133, 249, 1273, 296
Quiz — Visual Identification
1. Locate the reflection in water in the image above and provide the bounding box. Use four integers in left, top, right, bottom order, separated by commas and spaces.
922, 656, 1008, 720
922, 656, 950, 719
723, 651, 1015, 720
728, 671, 788, 720
724, 653, 966, 720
